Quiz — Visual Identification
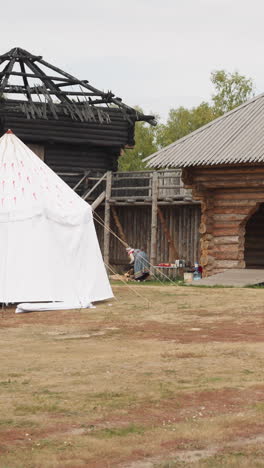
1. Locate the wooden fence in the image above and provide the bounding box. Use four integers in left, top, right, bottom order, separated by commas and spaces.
68, 169, 201, 271
95, 204, 201, 271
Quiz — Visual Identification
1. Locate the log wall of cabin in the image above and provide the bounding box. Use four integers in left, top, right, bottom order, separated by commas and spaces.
45, 143, 119, 187
95, 204, 201, 271
0, 106, 135, 146
0, 105, 135, 185
184, 166, 264, 276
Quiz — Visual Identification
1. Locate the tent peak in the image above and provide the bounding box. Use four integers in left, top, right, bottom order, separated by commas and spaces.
6, 129, 13, 134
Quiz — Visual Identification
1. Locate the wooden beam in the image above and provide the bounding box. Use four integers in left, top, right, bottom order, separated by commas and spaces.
38, 57, 155, 125
3, 86, 101, 97
82, 172, 107, 200
104, 172, 112, 269
158, 207, 178, 261
91, 191, 106, 210
0, 57, 15, 93
25, 59, 72, 105
19, 59, 32, 102
73, 173, 88, 192
0, 71, 79, 81
150, 172, 158, 272
111, 206, 128, 245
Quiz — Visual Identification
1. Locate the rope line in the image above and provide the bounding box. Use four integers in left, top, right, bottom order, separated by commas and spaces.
104, 260, 152, 307
93, 212, 168, 286
93, 210, 179, 286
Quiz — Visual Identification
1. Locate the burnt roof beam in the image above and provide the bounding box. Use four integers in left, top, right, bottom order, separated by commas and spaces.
0, 71, 85, 82
38, 57, 156, 125
3, 85, 106, 98
25, 58, 72, 105
19, 60, 32, 102
0, 57, 16, 94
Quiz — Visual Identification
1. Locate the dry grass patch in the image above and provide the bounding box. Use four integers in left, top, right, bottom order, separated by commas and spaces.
0, 285, 264, 467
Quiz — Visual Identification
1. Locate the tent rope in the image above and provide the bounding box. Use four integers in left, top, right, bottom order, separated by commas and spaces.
93, 212, 169, 287
93, 210, 179, 286
103, 260, 152, 307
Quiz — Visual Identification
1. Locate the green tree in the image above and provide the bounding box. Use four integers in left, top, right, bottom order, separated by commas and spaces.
156, 102, 214, 148
120, 70, 254, 170
211, 70, 254, 116
157, 70, 254, 148
118, 116, 158, 171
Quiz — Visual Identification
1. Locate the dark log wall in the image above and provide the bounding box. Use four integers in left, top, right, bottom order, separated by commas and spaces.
245, 203, 264, 268
0, 104, 134, 146
45, 143, 119, 182
0, 104, 135, 180
183, 166, 264, 276
95, 205, 201, 271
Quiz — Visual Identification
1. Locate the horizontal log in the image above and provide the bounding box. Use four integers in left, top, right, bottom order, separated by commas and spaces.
214, 260, 241, 269
213, 244, 240, 253
193, 167, 264, 176
214, 191, 264, 200
213, 221, 242, 229
214, 236, 240, 245
213, 213, 246, 222
213, 251, 243, 261
213, 228, 240, 236
213, 206, 252, 215
214, 199, 257, 207
194, 172, 264, 181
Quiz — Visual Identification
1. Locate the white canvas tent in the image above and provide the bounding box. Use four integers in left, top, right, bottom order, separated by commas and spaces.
0, 130, 113, 307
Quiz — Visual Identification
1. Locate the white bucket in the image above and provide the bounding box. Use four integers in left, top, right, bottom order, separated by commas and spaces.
184, 272, 194, 283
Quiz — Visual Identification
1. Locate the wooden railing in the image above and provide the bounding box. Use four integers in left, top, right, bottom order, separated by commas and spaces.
61, 169, 193, 203
57, 169, 197, 268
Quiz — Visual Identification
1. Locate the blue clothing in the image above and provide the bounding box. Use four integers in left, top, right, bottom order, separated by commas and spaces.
133, 250, 150, 280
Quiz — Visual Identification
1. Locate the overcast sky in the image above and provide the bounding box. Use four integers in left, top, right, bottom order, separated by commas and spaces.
2, 0, 264, 121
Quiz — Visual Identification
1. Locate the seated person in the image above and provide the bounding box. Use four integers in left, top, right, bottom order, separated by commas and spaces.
125, 247, 150, 281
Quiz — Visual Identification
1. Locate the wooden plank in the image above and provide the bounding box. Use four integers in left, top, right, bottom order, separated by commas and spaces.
157, 207, 178, 260
111, 206, 128, 245
91, 191, 106, 210
214, 236, 240, 244
73, 173, 88, 192
150, 172, 158, 271
213, 206, 253, 214
82, 172, 107, 200
213, 213, 246, 222
103, 172, 112, 268
214, 192, 264, 200
214, 199, 257, 207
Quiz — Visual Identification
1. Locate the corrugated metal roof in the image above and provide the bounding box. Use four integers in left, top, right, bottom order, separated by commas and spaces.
144, 93, 264, 168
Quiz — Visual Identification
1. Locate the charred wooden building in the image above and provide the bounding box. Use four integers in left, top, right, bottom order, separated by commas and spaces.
0, 47, 200, 270
145, 94, 264, 277
0, 47, 155, 188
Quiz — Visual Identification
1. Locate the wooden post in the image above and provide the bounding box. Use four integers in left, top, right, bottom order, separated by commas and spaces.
158, 207, 178, 261
150, 172, 158, 273
104, 171, 112, 269
111, 206, 128, 245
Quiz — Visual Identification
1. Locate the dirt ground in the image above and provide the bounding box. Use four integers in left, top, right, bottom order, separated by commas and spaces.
0, 284, 264, 467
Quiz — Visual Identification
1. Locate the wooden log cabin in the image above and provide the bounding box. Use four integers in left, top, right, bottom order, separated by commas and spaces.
145, 93, 264, 277
0, 47, 201, 271
0, 47, 155, 184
